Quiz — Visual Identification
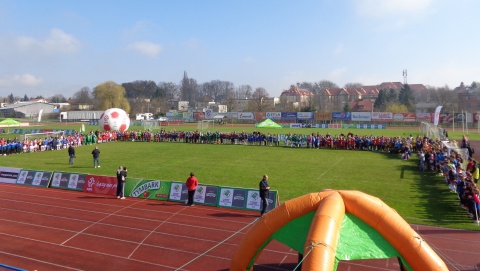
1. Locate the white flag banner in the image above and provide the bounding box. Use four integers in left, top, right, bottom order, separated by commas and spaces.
434, 106, 442, 126
37, 109, 43, 122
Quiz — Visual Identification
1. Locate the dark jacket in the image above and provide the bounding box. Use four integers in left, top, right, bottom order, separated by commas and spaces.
92, 148, 100, 158
259, 179, 269, 198
68, 146, 75, 156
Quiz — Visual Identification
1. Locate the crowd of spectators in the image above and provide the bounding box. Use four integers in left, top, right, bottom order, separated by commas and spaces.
415, 134, 480, 222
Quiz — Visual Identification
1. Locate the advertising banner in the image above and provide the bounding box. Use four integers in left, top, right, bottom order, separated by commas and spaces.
0, 167, 21, 184
237, 112, 255, 120
314, 112, 331, 121
351, 112, 371, 122
16, 170, 52, 187
332, 112, 351, 121
266, 112, 282, 120
193, 112, 205, 120
290, 123, 302, 128
182, 112, 193, 120
281, 112, 297, 120
83, 175, 117, 195
254, 112, 266, 121
297, 112, 314, 120
204, 109, 214, 119
245, 189, 277, 212
50, 172, 87, 191
125, 179, 171, 200
416, 113, 432, 122
372, 112, 393, 121
218, 188, 248, 209
168, 182, 219, 206
393, 113, 416, 122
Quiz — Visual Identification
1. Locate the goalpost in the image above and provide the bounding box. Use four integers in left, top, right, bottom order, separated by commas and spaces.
197, 120, 214, 130
24, 130, 64, 141
419, 122, 445, 141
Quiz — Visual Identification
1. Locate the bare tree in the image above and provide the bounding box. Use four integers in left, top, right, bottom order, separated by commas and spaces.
72, 87, 94, 105
344, 82, 363, 88
247, 87, 271, 111
428, 85, 457, 112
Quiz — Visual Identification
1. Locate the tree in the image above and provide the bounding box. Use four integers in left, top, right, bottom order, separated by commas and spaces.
23, 94, 29, 101
72, 87, 94, 105
314, 80, 338, 93
236, 85, 253, 99
180, 71, 199, 106
248, 87, 271, 111
7, 93, 14, 103
398, 84, 416, 112
374, 90, 388, 112
49, 94, 67, 103
344, 82, 363, 89
386, 103, 408, 113
157, 82, 179, 100
427, 85, 457, 112
93, 81, 131, 113
343, 102, 351, 112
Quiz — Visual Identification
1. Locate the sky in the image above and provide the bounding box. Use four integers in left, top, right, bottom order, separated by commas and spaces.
1, 0, 479, 99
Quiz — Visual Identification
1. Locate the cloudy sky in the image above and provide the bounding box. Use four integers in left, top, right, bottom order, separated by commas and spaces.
1, 0, 479, 99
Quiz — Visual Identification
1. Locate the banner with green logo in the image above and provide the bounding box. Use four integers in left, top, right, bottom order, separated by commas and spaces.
168, 182, 219, 206
16, 170, 52, 187
218, 187, 278, 211
125, 178, 171, 200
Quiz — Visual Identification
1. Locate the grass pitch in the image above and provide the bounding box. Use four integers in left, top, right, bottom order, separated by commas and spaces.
1, 122, 479, 230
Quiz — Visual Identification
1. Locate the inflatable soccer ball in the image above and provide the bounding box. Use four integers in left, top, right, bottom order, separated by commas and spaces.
99, 108, 130, 132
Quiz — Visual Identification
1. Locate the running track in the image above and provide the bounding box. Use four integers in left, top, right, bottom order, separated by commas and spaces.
0, 184, 479, 271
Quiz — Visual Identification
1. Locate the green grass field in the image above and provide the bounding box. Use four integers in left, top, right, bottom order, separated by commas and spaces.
2, 122, 480, 230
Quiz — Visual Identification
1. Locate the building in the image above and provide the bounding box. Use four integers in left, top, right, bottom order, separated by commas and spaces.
454, 83, 480, 112
279, 87, 314, 109
0, 102, 58, 118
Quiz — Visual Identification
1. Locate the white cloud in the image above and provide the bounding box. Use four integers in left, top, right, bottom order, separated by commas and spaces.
0, 74, 43, 87
128, 41, 162, 57
354, 0, 433, 17
16, 28, 81, 54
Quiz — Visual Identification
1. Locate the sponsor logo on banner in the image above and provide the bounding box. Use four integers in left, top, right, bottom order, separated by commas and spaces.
50, 172, 86, 190
266, 112, 282, 119
0, 167, 21, 184
238, 112, 254, 119
231, 189, 247, 208
290, 123, 302, 128
332, 112, 351, 120
393, 113, 404, 121
297, 112, 313, 120
131, 180, 161, 197
246, 190, 261, 210
351, 112, 371, 121
168, 182, 185, 201
416, 113, 432, 122
83, 175, 117, 195
193, 112, 205, 120
204, 109, 213, 119
194, 185, 207, 203
17, 170, 52, 187
281, 112, 297, 120
372, 112, 393, 121
218, 188, 234, 207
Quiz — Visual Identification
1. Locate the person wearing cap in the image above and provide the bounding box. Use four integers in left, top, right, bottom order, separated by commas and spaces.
185, 172, 198, 206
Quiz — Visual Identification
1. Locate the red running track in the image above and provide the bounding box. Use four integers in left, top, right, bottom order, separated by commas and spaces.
0, 184, 479, 271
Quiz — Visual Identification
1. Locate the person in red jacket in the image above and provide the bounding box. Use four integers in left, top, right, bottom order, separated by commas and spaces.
185, 172, 198, 206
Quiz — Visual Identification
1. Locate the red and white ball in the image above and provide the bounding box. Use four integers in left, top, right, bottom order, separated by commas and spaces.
99, 108, 130, 132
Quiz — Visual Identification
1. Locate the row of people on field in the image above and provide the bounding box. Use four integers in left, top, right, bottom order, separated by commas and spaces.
0, 131, 118, 155
114, 129, 434, 154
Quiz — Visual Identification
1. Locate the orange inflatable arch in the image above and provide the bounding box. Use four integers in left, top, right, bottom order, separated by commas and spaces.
231, 190, 448, 271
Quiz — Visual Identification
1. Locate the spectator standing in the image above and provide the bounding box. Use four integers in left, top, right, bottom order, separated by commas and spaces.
259, 174, 271, 216
68, 145, 75, 164
185, 172, 198, 206
116, 166, 124, 199
92, 146, 100, 168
